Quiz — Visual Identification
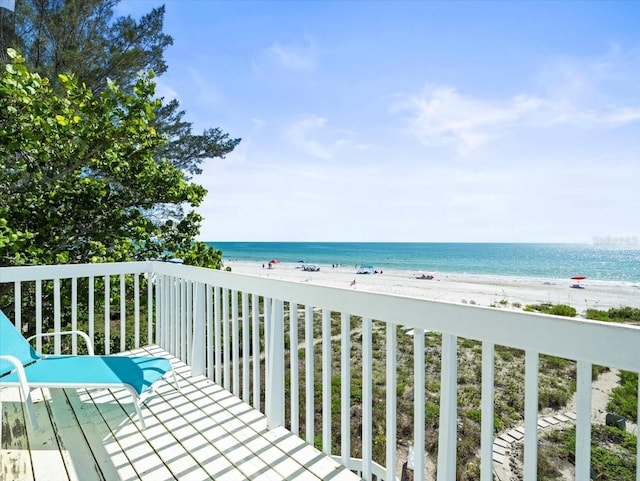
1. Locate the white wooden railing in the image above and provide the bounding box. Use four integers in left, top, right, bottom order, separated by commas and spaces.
1, 261, 640, 481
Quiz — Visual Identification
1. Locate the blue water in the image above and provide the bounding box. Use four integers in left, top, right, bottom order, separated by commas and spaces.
207, 242, 640, 283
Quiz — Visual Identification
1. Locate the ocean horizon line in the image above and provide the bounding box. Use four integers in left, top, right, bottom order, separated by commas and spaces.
205, 241, 640, 283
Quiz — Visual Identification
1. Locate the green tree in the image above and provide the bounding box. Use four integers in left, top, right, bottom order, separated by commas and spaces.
153, 99, 240, 179
1, 0, 172, 94
0, 48, 218, 268
1, 0, 240, 246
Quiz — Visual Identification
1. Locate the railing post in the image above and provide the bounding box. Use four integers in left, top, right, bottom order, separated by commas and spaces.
13, 281, 21, 332
71, 277, 77, 354
523, 350, 539, 481
156, 274, 164, 348
186, 280, 193, 365
120, 274, 126, 353
362, 317, 373, 480
180, 279, 187, 361
322, 309, 332, 455
575, 360, 592, 481
266, 299, 284, 429
207, 285, 214, 379
413, 328, 426, 481
386, 322, 397, 481
191, 282, 206, 376
89, 276, 95, 347
134, 273, 140, 348
480, 342, 495, 481
214, 286, 222, 384
104, 275, 110, 355
252, 293, 260, 409
242, 292, 250, 403
147, 272, 153, 347
223, 288, 230, 390
340, 311, 351, 467
637, 380, 640, 481
305, 304, 314, 444
35, 280, 42, 353
290, 303, 300, 435
437, 334, 458, 481
153, 274, 160, 347
171, 277, 178, 356
232, 290, 240, 396
54, 277, 61, 354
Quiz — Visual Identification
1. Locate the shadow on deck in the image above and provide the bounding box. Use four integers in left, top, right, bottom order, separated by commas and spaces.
1, 346, 360, 481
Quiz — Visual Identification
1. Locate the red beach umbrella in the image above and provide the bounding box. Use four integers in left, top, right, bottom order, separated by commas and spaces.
270, 259, 280, 264
570, 276, 586, 289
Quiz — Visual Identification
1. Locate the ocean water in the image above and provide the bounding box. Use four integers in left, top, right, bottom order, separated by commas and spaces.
207, 242, 640, 283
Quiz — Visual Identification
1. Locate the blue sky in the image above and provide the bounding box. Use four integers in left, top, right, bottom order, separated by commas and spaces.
117, 1, 640, 243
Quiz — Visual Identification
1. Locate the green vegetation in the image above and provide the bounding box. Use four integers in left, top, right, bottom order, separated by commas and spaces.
539, 425, 636, 480
281, 308, 595, 480
586, 306, 639, 424
1, 50, 214, 267
608, 370, 638, 423
586, 306, 640, 325
1, 0, 240, 272
524, 303, 577, 317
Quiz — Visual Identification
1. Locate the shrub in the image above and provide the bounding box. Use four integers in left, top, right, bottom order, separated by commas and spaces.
524, 303, 576, 317
425, 402, 440, 425
586, 308, 610, 322
540, 425, 637, 481
608, 307, 640, 324
465, 409, 482, 424
587, 307, 640, 324
608, 370, 638, 422
549, 304, 577, 317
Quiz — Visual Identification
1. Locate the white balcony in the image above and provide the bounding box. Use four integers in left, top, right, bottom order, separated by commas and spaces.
1, 261, 639, 481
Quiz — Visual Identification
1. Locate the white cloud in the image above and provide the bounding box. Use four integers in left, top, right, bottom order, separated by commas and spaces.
265, 39, 318, 72
396, 48, 640, 154
396, 86, 543, 153
283, 115, 357, 159
187, 67, 221, 106
251, 118, 266, 130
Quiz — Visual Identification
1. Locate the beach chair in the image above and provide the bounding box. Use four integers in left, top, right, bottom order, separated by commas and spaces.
0, 309, 178, 429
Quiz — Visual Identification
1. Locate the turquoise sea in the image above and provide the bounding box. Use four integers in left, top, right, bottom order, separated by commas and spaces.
207, 242, 640, 283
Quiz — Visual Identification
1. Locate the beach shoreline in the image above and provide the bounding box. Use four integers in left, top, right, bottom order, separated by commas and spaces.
223, 260, 640, 313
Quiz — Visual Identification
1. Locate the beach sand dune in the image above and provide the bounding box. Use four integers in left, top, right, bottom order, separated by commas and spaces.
224, 261, 640, 313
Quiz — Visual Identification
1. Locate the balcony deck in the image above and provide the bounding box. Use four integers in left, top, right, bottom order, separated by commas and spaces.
2, 261, 640, 481
0, 345, 360, 481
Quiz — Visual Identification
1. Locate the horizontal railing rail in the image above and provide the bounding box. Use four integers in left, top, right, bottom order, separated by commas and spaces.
2, 261, 639, 481
0, 262, 154, 355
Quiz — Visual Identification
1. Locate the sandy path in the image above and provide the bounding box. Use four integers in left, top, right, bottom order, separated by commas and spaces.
494, 368, 636, 481
565, 368, 637, 435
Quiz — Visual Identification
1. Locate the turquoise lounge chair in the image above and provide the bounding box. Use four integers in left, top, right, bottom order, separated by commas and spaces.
0, 309, 178, 429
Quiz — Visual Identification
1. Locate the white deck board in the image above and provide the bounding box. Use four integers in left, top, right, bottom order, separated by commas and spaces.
1, 345, 361, 481
0, 387, 35, 481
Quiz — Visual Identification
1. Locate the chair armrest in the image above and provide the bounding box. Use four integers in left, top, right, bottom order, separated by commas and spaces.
26, 330, 95, 356
0, 355, 38, 430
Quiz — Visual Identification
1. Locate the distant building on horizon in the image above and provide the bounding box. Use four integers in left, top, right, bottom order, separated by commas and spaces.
592, 235, 639, 246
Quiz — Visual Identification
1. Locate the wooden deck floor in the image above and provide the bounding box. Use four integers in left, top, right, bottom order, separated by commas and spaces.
1, 346, 360, 481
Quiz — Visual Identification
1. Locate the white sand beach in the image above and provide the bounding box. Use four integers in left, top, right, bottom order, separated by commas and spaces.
224, 261, 640, 313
